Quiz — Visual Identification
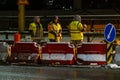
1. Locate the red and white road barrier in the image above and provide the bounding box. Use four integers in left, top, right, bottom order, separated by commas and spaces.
10, 42, 40, 63
77, 42, 106, 65
9, 42, 107, 65
41, 42, 75, 65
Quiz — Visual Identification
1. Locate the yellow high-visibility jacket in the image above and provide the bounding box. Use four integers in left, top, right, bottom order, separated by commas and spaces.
29, 22, 43, 39
68, 21, 83, 40
48, 22, 62, 40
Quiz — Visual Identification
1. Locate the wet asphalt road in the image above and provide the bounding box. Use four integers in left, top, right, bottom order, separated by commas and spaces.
0, 65, 120, 80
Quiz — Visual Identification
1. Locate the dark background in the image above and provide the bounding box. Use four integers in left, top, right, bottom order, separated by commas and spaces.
0, 0, 120, 10
0, 0, 120, 31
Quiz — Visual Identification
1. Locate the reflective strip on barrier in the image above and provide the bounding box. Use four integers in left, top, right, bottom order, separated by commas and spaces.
42, 54, 73, 60
77, 54, 106, 61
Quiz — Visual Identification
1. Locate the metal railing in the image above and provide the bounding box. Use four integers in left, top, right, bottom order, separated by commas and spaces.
0, 15, 120, 43
0, 15, 120, 31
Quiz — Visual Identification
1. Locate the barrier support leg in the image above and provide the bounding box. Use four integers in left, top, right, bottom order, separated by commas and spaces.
73, 48, 77, 64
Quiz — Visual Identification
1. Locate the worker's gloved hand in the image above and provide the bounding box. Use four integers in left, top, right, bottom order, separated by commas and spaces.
57, 33, 61, 37
81, 24, 87, 32
83, 24, 87, 31
83, 24, 87, 28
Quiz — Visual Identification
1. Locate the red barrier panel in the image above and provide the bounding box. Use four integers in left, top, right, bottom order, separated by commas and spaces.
41, 42, 75, 65
10, 42, 40, 63
77, 42, 106, 65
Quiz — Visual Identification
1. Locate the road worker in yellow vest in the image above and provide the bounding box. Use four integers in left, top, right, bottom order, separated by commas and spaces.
68, 15, 87, 47
68, 15, 87, 63
48, 16, 62, 42
29, 16, 43, 43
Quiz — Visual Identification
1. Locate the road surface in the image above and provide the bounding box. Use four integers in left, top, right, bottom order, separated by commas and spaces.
0, 65, 120, 80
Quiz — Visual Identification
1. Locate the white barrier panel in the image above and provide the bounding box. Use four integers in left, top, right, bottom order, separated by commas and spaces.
78, 54, 106, 61
42, 54, 73, 60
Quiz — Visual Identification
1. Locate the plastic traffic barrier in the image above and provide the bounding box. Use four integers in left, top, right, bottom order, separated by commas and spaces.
77, 42, 106, 65
41, 42, 75, 65
0, 42, 10, 63
10, 42, 41, 63
115, 45, 120, 65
